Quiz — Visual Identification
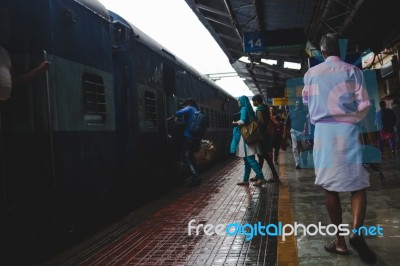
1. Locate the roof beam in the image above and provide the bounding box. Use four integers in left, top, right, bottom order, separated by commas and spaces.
218, 32, 243, 43
197, 4, 231, 17
221, 0, 244, 42
203, 15, 237, 29
253, 64, 300, 78
339, 0, 365, 34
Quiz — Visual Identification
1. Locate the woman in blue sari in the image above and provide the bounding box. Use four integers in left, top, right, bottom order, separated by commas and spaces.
231, 96, 266, 186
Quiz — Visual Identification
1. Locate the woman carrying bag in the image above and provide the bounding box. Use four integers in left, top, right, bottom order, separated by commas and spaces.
231, 96, 267, 186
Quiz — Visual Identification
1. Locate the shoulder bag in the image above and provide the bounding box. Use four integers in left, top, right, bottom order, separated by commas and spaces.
240, 118, 263, 145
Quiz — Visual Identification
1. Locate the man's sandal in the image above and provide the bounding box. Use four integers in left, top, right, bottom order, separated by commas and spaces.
324, 240, 350, 255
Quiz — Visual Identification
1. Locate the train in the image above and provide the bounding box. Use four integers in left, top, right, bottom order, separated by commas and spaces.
0, 0, 239, 264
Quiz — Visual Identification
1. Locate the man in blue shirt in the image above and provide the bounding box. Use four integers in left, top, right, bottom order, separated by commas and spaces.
175, 98, 201, 185
284, 99, 308, 169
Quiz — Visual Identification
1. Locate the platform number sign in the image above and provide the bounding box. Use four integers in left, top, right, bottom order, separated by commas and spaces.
243, 32, 265, 53
244, 29, 306, 52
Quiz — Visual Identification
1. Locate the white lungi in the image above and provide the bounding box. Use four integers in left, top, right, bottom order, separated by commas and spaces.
313, 123, 370, 192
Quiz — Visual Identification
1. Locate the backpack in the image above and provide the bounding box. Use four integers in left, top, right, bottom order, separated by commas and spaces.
189, 111, 209, 138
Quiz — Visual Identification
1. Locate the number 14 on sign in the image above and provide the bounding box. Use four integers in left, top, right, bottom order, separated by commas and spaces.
243, 32, 265, 52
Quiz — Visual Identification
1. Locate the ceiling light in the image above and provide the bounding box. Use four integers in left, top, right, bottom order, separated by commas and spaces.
261, 58, 277, 65
284, 61, 301, 70
238, 56, 251, 64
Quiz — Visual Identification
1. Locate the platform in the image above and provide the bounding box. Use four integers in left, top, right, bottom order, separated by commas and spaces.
41, 148, 400, 266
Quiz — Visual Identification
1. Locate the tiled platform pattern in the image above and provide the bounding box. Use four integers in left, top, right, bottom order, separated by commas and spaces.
42, 148, 400, 266
43, 157, 280, 266
287, 149, 400, 266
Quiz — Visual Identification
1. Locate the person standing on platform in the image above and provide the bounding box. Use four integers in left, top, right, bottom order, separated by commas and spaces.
174, 98, 202, 186
283, 99, 308, 169
269, 106, 284, 165
392, 98, 400, 148
251, 94, 279, 182
302, 32, 377, 264
375, 100, 396, 154
231, 95, 266, 186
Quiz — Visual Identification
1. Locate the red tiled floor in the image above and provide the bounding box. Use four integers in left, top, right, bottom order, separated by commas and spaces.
43, 157, 280, 265
41, 147, 400, 266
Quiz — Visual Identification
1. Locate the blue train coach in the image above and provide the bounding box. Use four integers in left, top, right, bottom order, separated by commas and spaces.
0, 0, 238, 263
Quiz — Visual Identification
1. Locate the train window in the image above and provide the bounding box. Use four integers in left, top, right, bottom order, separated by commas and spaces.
215, 112, 219, 128
212, 110, 217, 128
209, 109, 215, 128
144, 91, 158, 129
82, 73, 106, 125
223, 113, 226, 128
218, 112, 223, 128
215, 111, 219, 128
204, 108, 210, 128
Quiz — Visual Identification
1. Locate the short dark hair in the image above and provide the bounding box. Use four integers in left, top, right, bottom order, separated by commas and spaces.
320, 33, 341, 57
183, 98, 195, 106
252, 94, 263, 103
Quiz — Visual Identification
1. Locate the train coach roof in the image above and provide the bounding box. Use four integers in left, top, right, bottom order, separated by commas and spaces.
74, 0, 110, 20
108, 11, 234, 99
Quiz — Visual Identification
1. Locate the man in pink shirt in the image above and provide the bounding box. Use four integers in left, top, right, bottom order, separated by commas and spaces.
302, 33, 377, 264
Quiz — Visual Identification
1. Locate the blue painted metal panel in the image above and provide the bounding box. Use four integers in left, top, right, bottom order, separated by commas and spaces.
243, 29, 306, 52
243, 31, 266, 53
2, 0, 112, 72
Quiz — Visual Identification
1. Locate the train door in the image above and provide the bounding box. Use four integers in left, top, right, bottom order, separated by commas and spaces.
112, 50, 136, 204
0, 2, 52, 264
163, 63, 183, 183
163, 64, 176, 118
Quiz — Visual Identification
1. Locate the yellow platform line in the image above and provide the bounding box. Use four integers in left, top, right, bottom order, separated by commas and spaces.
277, 165, 299, 266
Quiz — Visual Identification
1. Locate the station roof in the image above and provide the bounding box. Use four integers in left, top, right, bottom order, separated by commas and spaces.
185, 0, 400, 99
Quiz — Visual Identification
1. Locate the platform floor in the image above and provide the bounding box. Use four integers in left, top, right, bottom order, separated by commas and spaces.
42, 148, 400, 266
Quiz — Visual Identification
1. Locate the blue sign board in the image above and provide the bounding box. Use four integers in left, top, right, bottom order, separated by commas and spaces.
243, 31, 266, 53
243, 29, 306, 53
